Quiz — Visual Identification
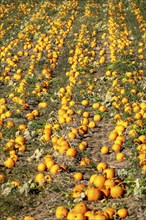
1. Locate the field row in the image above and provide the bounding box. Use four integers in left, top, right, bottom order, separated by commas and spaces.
0, 0, 146, 220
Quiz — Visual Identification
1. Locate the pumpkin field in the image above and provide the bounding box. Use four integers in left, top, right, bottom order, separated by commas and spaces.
0, 0, 146, 219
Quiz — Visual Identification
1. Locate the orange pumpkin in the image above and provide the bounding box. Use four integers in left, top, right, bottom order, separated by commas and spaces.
94, 213, 107, 220
110, 185, 124, 198
66, 148, 78, 157
72, 184, 86, 198
103, 168, 115, 179
73, 172, 83, 181
103, 207, 115, 219
85, 187, 103, 202
67, 211, 86, 220
4, 158, 15, 168
55, 206, 68, 219
117, 208, 128, 219
73, 201, 88, 214
97, 162, 108, 172
93, 175, 106, 189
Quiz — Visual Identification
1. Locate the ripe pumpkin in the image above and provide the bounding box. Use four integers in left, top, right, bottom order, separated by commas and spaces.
51, 135, 59, 144
117, 208, 128, 219
94, 114, 101, 122
81, 99, 89, 106
97, 162, 108, 172
55, 206, 68, 219
45, 159, 55, 170
103, 207, 115, 219
10, 154, 18, 162
26, 112, 35, 121
66, 148, 78, 157
50, 164, 60, 175
92, 102, 100, 109
66, 116, 73, 123
110, 185, 124, 198
103, 168, 115, 179
79, 125, 88, 134
58, 145, 69, 154
74, 201, 88, 214
38, 102, 47, 108
35, 173, 45, 185
112, 143, 121, 152
109, 131, 118, 141
83, 111, 90, 118
15, 135, 25, 144
104, 179, 115, 189
116, 152, 125, 161
18, 124, 27, 131
68, 132, 76, 139
71, 128, 79, 135
73, 172, 83, 181
99, 105, 106, 112
78, 143, 86, 151
93, 175, 106, 189
115, 125, 125, 135
85, 187, 103, 202
94, 213, 107, 220
32, 109, 40, 117
89, 174, 98, 184
81, 118, 89, 126
84, 210, 95, 220
4, 158, 15, 168
88, 121, 96, 129
37, 162, 47, 172
101, 146, 109, 155
138, 135, 146, 143
80, 157, 90, 166
72, 184, 86, 198
100, 188, 110, 198
10, 181, 20, 187
67, 211, 86, 220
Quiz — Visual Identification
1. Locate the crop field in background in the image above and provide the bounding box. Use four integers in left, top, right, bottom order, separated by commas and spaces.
0, 0, 146, 219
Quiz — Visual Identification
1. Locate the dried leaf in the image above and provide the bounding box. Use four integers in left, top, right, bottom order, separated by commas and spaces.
27, 148, 44, 161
